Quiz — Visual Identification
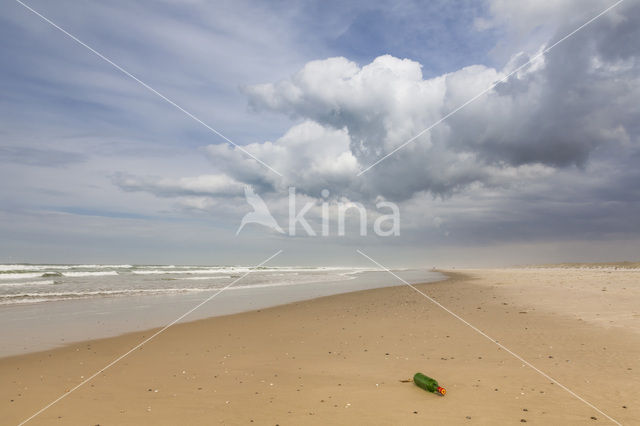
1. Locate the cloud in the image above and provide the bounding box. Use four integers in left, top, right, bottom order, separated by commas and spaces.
113, 173, 245, 198
205, 120, 360, 197
230, 1, 639, 204
5, 0, 640, 262
114, 1, 640, 242
239, 55, 504, 200
478, 0, 606, 35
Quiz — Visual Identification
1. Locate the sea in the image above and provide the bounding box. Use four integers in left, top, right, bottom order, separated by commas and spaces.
0, 264, 444, 357
0, 264, 381, 305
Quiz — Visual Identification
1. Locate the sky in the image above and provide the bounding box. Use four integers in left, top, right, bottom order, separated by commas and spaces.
1, 0, 639, 267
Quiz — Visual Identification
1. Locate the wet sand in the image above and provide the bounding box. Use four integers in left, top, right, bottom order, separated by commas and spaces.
1, 269, 638, 425
0, 270, 443, 357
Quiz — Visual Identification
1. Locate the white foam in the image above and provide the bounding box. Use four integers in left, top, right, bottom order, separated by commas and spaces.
132, 269, 245, 275
0, 264, 135, 272
181, 276, 229, 280
0, 265, 73, 271
136, 265, 176, 269
0, 273, 45, 280
129, 267, 364, 275
62, 271, 119, 277
0, 264, 138, 274
72, 264, 133, 269
0, 287, 216, 304
0, 280, 55, 287
0, 297, 57, 304
227, 281, 306, 291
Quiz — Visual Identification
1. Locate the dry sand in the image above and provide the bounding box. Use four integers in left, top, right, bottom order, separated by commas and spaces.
1, 269, 638, 425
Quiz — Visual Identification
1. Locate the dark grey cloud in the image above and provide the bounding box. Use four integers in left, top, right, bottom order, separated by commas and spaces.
452, 1, 640, 168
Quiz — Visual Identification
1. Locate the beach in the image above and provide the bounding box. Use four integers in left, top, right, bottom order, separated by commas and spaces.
0, 267, 442, 357
2, 268, 639, 425
5, 1, 640, 425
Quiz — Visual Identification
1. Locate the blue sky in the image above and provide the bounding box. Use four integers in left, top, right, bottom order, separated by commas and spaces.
1, 0, 639, 266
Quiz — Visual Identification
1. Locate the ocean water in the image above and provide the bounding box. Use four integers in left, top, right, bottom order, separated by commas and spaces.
0, 264, 373, 305
0, 264, 444, 357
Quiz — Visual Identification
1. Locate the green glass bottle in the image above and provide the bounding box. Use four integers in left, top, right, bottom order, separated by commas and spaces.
413, 372, 446, 396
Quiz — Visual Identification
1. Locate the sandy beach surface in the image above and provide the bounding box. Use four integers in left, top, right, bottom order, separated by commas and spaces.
2, 268, 639, 425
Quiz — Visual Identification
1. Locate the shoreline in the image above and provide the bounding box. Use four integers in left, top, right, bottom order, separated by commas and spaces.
0, 269, 444, 358
0, 274, 445, 362
0, 271, 449, 362
2, 269, 638, 424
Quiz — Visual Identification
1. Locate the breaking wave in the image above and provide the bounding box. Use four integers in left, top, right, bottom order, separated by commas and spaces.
0, 280, 55, 287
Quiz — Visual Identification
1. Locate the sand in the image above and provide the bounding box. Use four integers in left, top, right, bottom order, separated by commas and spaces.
1, 269, 638, 425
